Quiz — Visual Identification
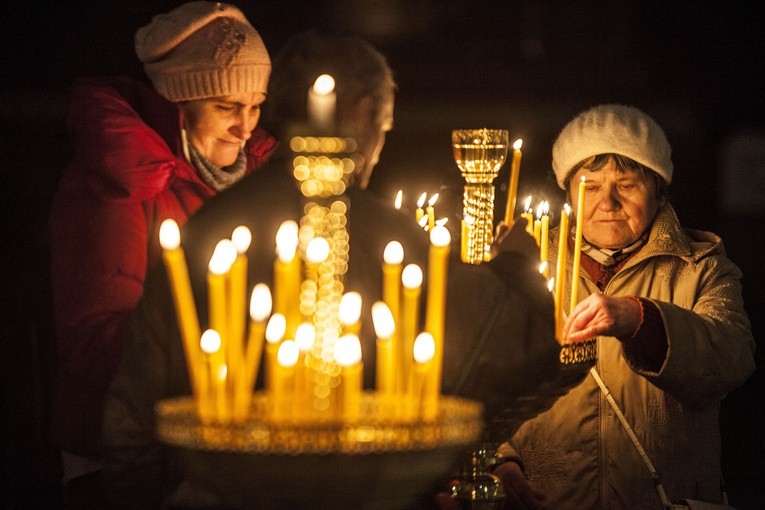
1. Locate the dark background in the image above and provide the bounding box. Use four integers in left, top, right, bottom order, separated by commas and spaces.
2, 1, 764, 508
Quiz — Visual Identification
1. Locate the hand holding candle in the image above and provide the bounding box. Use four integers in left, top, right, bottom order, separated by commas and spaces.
503, 138, 523, 225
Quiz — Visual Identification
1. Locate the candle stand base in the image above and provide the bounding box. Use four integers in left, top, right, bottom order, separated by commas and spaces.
155, 393, 483, 509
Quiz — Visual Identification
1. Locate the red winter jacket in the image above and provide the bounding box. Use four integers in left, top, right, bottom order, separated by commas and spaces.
49, 76, 277, 456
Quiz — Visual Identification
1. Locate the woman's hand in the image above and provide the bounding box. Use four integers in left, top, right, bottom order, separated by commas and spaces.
563, 293, 642, 343
493, 461, 546, 509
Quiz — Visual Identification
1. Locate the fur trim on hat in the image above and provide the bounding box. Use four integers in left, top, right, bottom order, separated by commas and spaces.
135, 1, 270, 102
551, 104, 673, 189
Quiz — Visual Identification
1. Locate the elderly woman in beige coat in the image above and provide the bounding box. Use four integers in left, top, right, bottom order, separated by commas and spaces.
494, 104, 755, 509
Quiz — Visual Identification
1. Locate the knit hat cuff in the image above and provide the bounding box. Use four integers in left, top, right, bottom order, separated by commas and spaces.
148, 63, 270, 102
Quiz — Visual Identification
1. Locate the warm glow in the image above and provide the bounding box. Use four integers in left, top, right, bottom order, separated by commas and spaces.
435, 217, 449, 227
539, 261, 548, 275
294, 323, 316, 352
513, 138, 523, 151
371, 301, 395, 339
276, 340, 299, 367
338, 291, 362, 326
413, 332, 435, 364
394, 190, 403, 210
383, 240, 404, 265
429, 225, 451, 247
208, 239, 237, 275
265, 313, 286, 344
159, 219, 180, 250
200, 329, 221, 354
427, 193, 439, 207
418, 216, 429, 229
312, 74, 335, 95
524, 195, 532, 212
564, 203, 572, 215
401, 264, 423, 289
536, 200, 547, 219
231, 226, 252, 254
249, 283, 272, 322
548, 278, 555, 293
417, 192, 427, 208
305, 237, 330, 263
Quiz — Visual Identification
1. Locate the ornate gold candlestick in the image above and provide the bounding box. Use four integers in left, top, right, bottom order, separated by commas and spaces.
452, 129, 509, 264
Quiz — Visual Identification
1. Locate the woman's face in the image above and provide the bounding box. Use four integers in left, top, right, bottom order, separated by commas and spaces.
568, 158, 663, 249
178, 92, 266, 167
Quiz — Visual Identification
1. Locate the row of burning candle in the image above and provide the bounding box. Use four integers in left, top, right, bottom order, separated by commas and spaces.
158, 218, 452, 424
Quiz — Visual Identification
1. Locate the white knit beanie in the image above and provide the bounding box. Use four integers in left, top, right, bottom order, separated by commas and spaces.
551, 104, 673, 189
135, 1, 270, 102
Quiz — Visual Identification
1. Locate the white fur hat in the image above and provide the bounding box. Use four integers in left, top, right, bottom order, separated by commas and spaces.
551, 104, 673, 189
135, 1, 270, 102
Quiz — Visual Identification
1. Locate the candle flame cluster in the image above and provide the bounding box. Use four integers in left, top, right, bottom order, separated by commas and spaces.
158, 216, 452, 425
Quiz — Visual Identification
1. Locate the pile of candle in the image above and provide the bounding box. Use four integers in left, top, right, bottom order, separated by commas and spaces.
159, 217, 453, 425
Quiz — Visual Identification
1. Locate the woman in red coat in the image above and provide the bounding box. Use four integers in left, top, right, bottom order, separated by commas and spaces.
48, 3, 277, 505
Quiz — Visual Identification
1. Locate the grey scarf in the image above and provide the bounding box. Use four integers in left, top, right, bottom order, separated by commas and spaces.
183, 129, 247, 191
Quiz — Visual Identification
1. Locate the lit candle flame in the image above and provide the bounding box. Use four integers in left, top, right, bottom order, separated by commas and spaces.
338, 291, 362, 326
427, 193, 439, 207
305, 237, 330, 263
371, 301, 395, 339
547, 277, 555, 293
417, 192, 427, 208
312, 74, 335, 95
200, 329, 222, 354
524, 195, 532, 212
209, 239, 237, 275
294, 323, 316, 352
383, 240, 404, 265
231, 226, 251, 254
413, 332, 435, 364
394, 190, 403, 210
276, 340, 299, 367
265, 314, 286, 344
429, 225, 451, 247
159, 219, 180, 250
539, 261, 548, 275
275, 221, 299, 262
402, 264, 423, 289
435, 217, 449, 227
249, 283, 272, 322
513, 138, 523, 151
334, 334, 362, 366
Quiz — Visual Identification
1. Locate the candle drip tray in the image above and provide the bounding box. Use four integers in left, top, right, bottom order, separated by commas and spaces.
559, 338, 597, 365
155, 393, 483, 509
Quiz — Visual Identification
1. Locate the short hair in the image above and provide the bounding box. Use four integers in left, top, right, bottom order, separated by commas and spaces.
564, 153, 667, 200
261, 29, 396, 139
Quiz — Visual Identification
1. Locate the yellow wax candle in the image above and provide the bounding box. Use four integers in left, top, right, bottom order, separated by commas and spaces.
426, 193, 439, 231
570, 177, 586, 314
554, 205, 571, 343
264, 313, 286, 392
394, 189, 403, 210
521, 196, 534, 235
334, 334, 363, 422
533, 200, 544, 246
338, 291, 362, 336
233, 283, 271, 422
307, 74, 336, 131
372, 301, 396, 394
382, 240, 403, 388
293, 322, 316, 422
425, 225, 451, 403
159, 219, 205, 410
539, 201, 550, 275
411, 332, 436, 421
274, 221, 301, 338
503, 138, 523, 225
208, 240, 237, 356
228, 226, 251, 390
272, 339, 298, 422
400, 264, 422, 393
415, 192, 427, 222
460, 217, 471, 263
200, 329, 227, 422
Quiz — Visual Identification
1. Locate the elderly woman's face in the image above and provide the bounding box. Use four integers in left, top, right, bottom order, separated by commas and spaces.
178, 91, 266, 168
569, 158, 662, 249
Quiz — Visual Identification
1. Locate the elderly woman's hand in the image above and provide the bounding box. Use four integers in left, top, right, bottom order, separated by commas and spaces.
563, 293, 642, 344
490, 218, 538, 261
